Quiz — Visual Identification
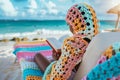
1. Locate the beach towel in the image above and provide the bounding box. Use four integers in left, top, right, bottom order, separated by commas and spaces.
13, 40, 53, 62
13, 40, 54, 80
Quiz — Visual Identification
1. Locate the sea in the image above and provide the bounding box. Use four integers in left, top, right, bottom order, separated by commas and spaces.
0, 20, 119, 39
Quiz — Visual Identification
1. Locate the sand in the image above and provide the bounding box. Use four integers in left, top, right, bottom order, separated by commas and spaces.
0, 42, 22, 80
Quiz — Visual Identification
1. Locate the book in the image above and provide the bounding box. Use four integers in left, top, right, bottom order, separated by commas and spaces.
46, 34, 69, 53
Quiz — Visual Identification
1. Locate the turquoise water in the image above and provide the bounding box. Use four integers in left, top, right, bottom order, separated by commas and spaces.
99, 20, 117, 30
0, 20, 69, 34
0, 20, 118, 34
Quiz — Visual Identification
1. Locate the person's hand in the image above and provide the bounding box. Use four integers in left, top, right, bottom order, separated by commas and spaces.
52, 49, 61, 60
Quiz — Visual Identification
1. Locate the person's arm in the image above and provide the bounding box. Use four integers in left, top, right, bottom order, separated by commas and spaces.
52, 48, 61, 60
46, 40, 61, 60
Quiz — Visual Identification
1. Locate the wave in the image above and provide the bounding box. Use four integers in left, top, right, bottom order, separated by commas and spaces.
0, 29, 72, 40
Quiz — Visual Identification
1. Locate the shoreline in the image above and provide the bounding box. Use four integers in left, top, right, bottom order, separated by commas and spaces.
0, 19, 118, 21
0, 29, 72, 42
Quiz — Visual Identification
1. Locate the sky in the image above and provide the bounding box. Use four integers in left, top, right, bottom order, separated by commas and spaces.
0, 0, 120, 20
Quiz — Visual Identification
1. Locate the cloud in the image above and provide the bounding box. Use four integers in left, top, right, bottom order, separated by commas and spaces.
58, 0, 76, 2
27, 0, 38, 15
0, 0, 17, 17
14, 0, 27, 2
58, 0, 66, 2
28, 0, 37, 9
2, 0, 119, 20
21, 12, 26, 17
47, 1, 58, 14
27, 9, 35, 14
48, 1, 56, 8
90, 0, 120, 19
41, 0, 58, 15
39, 9, 47, 15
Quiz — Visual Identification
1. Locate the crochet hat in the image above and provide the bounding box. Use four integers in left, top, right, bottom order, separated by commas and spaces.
66, 3, 99, 40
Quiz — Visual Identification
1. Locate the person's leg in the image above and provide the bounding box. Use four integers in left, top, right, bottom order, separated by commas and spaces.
34, 53, 51, 72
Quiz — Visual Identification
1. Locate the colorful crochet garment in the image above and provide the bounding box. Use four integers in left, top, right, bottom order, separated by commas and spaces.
43, 3, 99, 80
82, 42, 120, 80
49, 36, 88, 80
20, 59, 44, 80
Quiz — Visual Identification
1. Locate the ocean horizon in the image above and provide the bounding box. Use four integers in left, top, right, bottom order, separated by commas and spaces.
0, 19, 118, 34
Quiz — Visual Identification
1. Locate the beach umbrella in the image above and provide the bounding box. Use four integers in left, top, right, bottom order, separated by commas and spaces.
107, 4, 120, 30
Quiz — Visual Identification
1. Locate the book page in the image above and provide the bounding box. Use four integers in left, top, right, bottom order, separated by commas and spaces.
47, 37, 61, 50
47, 35, 70, 53
58, 34, 70, 44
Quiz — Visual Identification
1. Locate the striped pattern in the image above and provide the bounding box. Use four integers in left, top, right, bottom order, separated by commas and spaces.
13, 40, 52, 61
13, 46, 52, 55
13, 40, 53, 80
14, 43, 48, 49
16, 50, 53, 62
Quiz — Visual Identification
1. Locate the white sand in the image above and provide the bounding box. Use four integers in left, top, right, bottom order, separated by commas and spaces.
0, 42, 22, 80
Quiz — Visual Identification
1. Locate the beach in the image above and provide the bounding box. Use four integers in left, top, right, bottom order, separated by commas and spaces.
0, 31, 72, 80
0, 20, 73, 80
0, 20, 118, 80
0, 0, 120, 79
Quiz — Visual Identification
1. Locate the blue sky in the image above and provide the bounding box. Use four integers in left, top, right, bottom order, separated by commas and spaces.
0, 0, 120, 20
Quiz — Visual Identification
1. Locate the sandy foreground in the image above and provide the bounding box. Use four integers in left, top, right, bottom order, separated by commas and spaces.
0, 42, 22, 80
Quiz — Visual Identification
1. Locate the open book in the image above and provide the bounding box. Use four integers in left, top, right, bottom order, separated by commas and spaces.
46, 34, 69, 52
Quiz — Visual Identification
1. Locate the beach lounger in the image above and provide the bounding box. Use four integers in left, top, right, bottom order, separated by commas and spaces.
74, 32, 120, 80
81, 53, 120, 80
